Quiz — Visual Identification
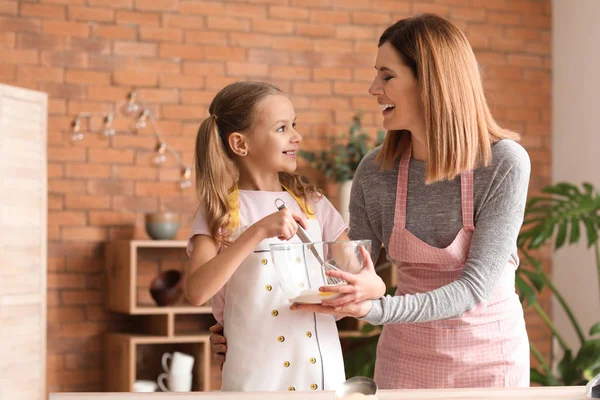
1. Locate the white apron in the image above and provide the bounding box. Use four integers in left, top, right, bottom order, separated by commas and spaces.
220, 188, 345, 392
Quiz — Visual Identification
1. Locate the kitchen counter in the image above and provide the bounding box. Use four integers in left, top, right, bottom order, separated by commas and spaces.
50, 386, 588, 400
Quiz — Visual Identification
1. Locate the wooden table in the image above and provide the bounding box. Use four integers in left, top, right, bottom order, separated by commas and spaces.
50, 386, 588, 400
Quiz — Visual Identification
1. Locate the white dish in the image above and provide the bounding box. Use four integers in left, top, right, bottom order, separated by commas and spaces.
290, 289, 340, 304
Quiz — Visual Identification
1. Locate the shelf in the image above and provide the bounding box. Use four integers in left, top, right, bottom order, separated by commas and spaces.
105, 333, 211, 392
131, 305, 212, 315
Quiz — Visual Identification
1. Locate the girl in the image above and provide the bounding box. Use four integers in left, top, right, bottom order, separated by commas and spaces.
185, 81, 380, 392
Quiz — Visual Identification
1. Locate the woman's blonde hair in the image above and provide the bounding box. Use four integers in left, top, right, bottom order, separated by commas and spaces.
376, 13, 519, 183
194, 81, 320, 246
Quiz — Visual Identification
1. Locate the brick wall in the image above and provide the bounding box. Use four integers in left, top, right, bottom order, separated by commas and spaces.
0, 0, 552, 393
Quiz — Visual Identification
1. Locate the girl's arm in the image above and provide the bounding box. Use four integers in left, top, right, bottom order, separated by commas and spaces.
186, 208, 307, 306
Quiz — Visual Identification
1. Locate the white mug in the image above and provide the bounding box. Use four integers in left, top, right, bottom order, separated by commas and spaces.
161, 351, 194, 374
133, 380, 158, 392
157, 371, 193, 392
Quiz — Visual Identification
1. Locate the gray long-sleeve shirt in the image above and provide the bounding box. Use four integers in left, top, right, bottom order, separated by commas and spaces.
348, 139, 531, 325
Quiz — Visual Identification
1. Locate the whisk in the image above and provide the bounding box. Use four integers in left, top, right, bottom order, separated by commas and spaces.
275, 199, 346, 286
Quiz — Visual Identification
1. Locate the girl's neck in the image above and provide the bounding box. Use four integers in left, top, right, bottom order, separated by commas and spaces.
237, 170, 282, 192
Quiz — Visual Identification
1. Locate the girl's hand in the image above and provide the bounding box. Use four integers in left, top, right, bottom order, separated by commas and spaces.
254, 208, 307, 241
320, 245, 386, 308
290, 299, 373, 319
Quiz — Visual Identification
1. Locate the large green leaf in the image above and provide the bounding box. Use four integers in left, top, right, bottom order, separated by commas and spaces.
590, 322, 600, 336
574, 339, 600, 373
529, 368, 551, 385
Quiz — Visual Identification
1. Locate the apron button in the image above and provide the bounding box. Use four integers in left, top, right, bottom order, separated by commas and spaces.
265, 285, 272, 291
309, 357, 316, 364
296, 257, 301, 263
299, 282, 304, 287
311, 384, 318, 390
277, 336, 285, 342
271, 310, 278, 317
306, 331, 312, 338
283, 361, 290, 368
288, 387, 295, 391
261, 258, 268, 265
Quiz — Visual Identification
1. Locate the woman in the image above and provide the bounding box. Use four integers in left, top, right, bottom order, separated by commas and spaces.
209, 13, 531, 389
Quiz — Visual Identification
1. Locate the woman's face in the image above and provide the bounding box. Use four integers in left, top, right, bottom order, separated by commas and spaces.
369, 41, 424, 134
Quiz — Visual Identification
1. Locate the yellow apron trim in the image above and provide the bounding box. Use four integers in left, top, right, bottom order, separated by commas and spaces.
227, 184, 316, 230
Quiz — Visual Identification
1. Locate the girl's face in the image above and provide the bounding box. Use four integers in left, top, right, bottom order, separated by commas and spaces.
368, 41, 424, 134
245, 95, 302, 174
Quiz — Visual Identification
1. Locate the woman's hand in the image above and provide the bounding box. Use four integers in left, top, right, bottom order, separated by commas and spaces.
319, 245, 386, 308
209, 323, 227, 370
254, 208, 307, 241
290, 299, 373, 319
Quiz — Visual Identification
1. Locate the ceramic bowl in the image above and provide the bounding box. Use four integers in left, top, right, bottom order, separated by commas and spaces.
145, 212, 179, 240
149, 269, 183, 306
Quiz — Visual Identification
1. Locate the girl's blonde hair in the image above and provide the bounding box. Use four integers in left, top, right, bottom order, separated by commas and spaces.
375, 14, 519, 183
194, 81, 320, 246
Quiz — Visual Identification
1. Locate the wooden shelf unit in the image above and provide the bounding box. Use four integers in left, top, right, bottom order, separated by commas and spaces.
104, 240, 215, 392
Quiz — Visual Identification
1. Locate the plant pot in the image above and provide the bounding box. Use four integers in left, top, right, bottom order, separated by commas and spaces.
145, 212, 179, 240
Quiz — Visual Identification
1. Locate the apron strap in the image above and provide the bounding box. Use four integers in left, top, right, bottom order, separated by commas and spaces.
227, 184, 316, 230
395, 138, 475, 231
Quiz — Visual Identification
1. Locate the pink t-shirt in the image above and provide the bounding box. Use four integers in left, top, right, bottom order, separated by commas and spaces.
186, 190, 348, 325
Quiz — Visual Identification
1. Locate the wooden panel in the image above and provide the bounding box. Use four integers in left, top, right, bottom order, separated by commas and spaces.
0, 83, 47, 400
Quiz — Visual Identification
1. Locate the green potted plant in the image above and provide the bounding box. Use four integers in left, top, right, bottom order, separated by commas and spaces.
299, 112, 385, 222
517, 182, 600, 386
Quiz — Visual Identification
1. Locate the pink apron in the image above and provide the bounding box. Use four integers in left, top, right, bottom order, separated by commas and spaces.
373, 143, 530, 389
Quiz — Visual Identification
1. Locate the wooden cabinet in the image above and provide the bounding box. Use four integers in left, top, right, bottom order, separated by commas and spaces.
104, 240, 213, 392
0, 84, 48, 400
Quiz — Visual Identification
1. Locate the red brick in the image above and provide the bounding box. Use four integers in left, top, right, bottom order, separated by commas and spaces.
229, 32, 271, 48
251, 18, 294, 35
114, 40, 157, 56
310, 10, 349, 24
314, 39, 353, 54
66, 69, 110, 85
268, 6, 309, 21
207, 16, 250, 32
48, 273, 87, 290
64, 194, 110, 210
65, 163, 111, 178
132, 58, 180, 73
185, 30, 226, 45
507, 54, 542, 68
113, 165, 158, 180
0, 64, 14, 80
181, 61, 223, 77
412, 3, 450, 15
295, 22, 335, 38
88, 148, 135, 164
160, 74, 205, 89
60, 289, 103, 305
0, 0, 17, 15
332, 0, 371, 9
89, 211, 136, 226
41, 50, 88, 68
0, 16, 41, 33
271, 65, 310, 80
116, 10, 160, 26
271, 37, 312, 52
139, 26, 182, 42
68, 6, 115, 22
159, 43, 204, 60
21, 3, 66, 19
88, 0, 132, 8
334, 81, 366, 95
226, 61, 269, 77
202, 45, 246, 61
43, 20, 90, 37
135, 181, 183, 197
0, 31, 13, 47
161, 104, 202, 120
180, 90, 215, 105
313, 67, 352, 81
451, 7, 486, 21
113, 70, 158, 86
248, 48, 289, 65
17, 65, 63, 82
112, 195, 158, 212
162, 14, 204, 29
135, 0, 179, 11
178, 0, 224, 15
2, 48, 38, 64
351, 11, 392, 25
135, 88, 178, 103
224, 3, 267, 18
292, 81, 331, 95
48, 163, 65, 179
336, 25, 377, 40
93, 24, 136, 40
488, 11, 522, 25
49, 211, 86, 226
